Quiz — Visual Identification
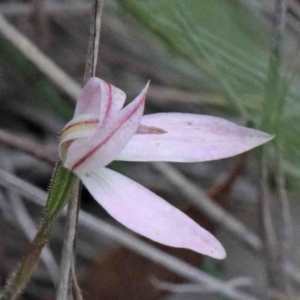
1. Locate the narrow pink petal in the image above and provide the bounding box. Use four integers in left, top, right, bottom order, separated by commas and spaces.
79, 167, 226, 259
74, 77, 102, 117
75, 77, 126, 124
60, 114, 99, 144
117, 113, 274, 162
99, 81, 127, 126
64, 83, 149, 173
58, 114, 99, 161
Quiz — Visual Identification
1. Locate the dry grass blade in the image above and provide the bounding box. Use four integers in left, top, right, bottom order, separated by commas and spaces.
0, 2, 91, 16
57, 1, 104, 299
0, 13, 81, 99
260, 0, 293, 297
0, 128, 56, 165
151, 276, 254, 294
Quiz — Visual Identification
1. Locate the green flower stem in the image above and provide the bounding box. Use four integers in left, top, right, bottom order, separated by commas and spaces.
1, 217, 55, 300
0, 163, 76, 300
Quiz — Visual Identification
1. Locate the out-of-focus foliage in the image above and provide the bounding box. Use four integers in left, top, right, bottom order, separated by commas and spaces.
0, 35, 73, 120
119, 0, 300, 183
119, 0, 269, 112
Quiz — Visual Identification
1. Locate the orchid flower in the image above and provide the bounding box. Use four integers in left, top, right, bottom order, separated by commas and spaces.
59, 77, 273, 259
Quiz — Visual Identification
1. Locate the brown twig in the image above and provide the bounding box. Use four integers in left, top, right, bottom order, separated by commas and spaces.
31, 0, 49, 41
206, 153, 247, 198
259, 153, 280, 290
84, 0, 103, 84
0, 128, 56, 165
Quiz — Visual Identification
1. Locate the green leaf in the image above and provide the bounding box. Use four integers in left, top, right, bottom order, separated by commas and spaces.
45, 162, 76, 218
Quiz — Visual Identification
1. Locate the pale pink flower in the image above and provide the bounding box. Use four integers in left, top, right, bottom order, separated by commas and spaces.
59, 77, 273, 259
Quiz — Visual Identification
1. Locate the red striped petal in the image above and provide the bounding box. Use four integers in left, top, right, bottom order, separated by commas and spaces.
64, 83, 149, 173
75, 77, 126, 126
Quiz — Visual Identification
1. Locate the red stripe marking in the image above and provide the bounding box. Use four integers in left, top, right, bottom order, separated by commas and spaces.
104, 83, 112, 120
137, 124, 167, 134
71, 92, 146, 170
63, 119, 98, 132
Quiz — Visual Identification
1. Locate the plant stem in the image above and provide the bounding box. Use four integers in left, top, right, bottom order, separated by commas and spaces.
56, 180, 81, 300
84, 0, 103, 84
56, 1, 104, 299
0, 164, 75, 300
1, 217, 54, 300
260, 0, 292, 297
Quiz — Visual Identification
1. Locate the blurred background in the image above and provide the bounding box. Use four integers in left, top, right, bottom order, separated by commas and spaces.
1, 0, 300, 299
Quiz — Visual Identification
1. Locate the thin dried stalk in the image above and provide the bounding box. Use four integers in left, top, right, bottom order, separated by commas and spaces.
151, 277, 253, 294
0, 2, 91, 16
0, 128, 56, 165
260, 0, 292, 297
84, 0, 103, 84
56, 1, 104, 299
56, 179, 81, 300
0, 13, 81, 99
259, 152, 279, 290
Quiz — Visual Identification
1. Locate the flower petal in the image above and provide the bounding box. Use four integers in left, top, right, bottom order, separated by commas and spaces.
74, 78, 102, 117
117, 113, 274, 162
64, 83, 149, 173
75, 77, 126, 124
79, 167, 226, 259
58, 114, 99, 161
60, 114, 99, 144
